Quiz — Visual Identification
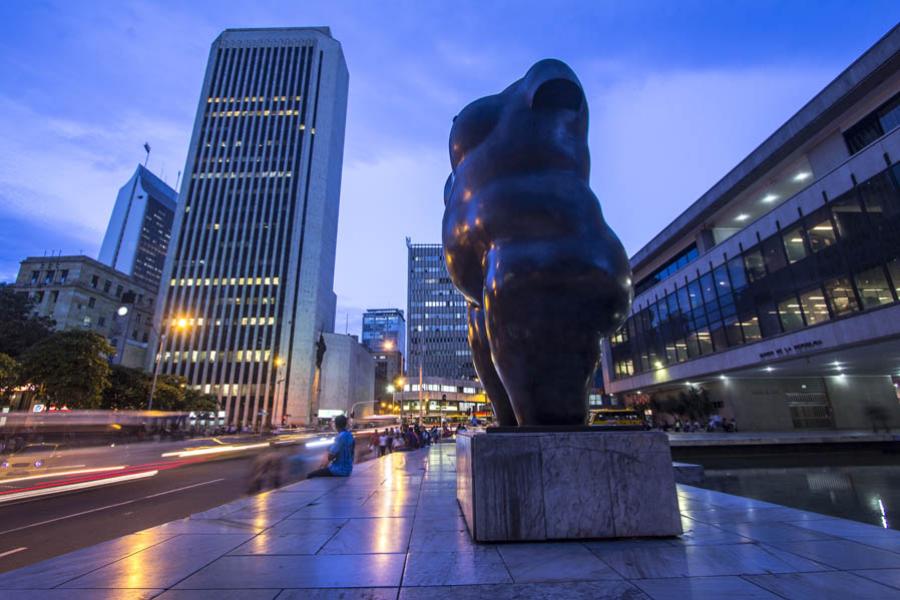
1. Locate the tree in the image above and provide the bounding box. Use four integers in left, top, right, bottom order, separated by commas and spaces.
0, 352, 18, 405
102, 365, 150, 410
0, 283, 55, 357
183, 387, 220, 412
19, 330, 114, 409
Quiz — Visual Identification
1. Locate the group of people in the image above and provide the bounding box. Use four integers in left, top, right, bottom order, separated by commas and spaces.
663, 416, 738, 433
371, 423, 447, 456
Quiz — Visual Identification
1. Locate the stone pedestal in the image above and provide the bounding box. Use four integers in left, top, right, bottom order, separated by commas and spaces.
456, 430, 682, 542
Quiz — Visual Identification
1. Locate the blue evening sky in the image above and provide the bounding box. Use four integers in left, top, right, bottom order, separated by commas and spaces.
0, 1, 897, 336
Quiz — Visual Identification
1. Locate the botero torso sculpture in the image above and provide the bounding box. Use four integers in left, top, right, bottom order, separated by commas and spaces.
442, 59, 633, 427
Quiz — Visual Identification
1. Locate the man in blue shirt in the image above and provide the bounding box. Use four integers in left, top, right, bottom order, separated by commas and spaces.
307, 415, 355, 478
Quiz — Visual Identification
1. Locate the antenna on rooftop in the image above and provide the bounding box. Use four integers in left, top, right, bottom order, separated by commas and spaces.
175, 170, 182, 191
143, 142, 151, 167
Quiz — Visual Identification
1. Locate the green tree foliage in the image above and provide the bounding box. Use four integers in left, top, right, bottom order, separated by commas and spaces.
102, 365, 150, 410
0, 283, 55, 357
101, 368, 219, 413
19, 330, 114, 409
0, 352, 19, 403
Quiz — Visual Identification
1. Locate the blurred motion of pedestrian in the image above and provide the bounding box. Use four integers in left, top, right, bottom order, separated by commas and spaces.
248, 448, 284, 493
307, 415, 355, 478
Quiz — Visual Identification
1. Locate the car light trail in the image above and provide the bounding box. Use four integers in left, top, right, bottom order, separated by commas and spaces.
0, 466, 127, 485
0, 470, 158, 504
160, 442, 270, 458
305, 437, 334, 448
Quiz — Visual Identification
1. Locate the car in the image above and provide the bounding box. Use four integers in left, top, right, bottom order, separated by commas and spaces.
589, 409, 648, 430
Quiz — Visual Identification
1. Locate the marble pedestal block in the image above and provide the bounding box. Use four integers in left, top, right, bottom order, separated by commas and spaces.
456, 430, 682, 542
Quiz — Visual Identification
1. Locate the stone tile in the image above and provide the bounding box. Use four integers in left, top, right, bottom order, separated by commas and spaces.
713, 521, 835, 542
398, 581, 648, 599
0, 591, 162, 599
673, 521, 753, 545
497, 542, 621, 582
589, 543, 819, 579
229, 530, 336, 555
0, 532, 173, 589
137, 518, 262, 535
290, 504, 415, 519
769, 539, 900, 570
744, 571, 900, 600
277, 589, 398, 599
174, 554, 405, 588
402, 549, 512, 586
634, 576, 781, 599
680, 507, 823, 525
409, 528, 479, 552
845, 535, 900, 553
320, 517, 412, 554
60, 534, 251, 589
268, 517, 348, 534
156, 591, 281, 599
854, 569, 900, 589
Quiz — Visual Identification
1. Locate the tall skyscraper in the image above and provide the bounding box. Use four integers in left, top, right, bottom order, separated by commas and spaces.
155, 27, 349, 427
406, 239, 475, 380
98, 164, 176, 290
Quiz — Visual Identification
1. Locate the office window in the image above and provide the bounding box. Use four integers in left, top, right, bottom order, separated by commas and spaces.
740, 314, 762, 341
116, 285, 123, 297
103, 280, 111, 293
831, 194, 866, 240
806, 208, 837, 252
727, 256, 747, 290
50, 290, 59, 303
88, 297, 96, 308
854, 266, 893, 309
777, 295, 804, 332
799, 288, 829, 326
761, 236, 788, 274
824, 277, 859, 317
59, 269, 69, 283
30, 270, 39, 284
744, 248, 767, 282
888, 258, 900, 297
44, 270, 55, 284
35, 291, 45, 303
98, 316, 106, 327
782, 225, 808, 264
758, 301, 782, 337
91, 275, 99, 289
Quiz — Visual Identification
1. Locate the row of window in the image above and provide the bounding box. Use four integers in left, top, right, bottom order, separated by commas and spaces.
611, 164, 900, 379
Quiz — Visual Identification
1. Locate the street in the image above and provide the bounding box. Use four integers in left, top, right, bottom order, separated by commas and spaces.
0, 436, 341, 573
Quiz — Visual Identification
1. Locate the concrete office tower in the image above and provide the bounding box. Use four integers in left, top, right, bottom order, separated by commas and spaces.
98, 165, 177, 290
155, 27, 349, 427
406, 239, 475, 381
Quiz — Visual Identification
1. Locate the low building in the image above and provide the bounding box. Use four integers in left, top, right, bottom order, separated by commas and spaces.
601, 26, 900, 431
392, 377, 489, 424
14, 255, 157, 369
316, 333, 375, 421
362, 308, 406, 412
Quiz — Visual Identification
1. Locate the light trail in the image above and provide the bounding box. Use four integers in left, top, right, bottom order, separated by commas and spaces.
305, 437, 334, 448
0, 466, 127, 485
0, 547, 27, 558
0, 470, 158, 504
160, 442, 270, 459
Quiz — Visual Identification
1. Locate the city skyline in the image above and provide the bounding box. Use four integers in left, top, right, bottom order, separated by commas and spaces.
1, 2, 899, 338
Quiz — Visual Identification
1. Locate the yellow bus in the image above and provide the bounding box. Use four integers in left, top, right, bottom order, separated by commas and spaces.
589, 408, 647, 430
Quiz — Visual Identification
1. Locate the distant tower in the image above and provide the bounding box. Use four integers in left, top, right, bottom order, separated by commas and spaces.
98, 164, 176, 290
406, 239, 475, 380
154, 27, 349, 427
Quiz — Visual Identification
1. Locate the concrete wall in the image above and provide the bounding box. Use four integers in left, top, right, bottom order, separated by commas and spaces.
319, 333, 375, 417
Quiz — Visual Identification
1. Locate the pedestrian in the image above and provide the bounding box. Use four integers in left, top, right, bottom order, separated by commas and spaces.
307, 415, 355, 478
378, 429, 388, 457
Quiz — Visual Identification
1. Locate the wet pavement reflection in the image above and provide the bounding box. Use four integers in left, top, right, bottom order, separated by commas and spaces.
696, 461, 900, 530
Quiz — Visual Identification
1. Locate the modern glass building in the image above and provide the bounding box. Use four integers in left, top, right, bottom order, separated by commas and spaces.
602, 26, 900, 430
361, 308, 405, 354
154, 27, 349, 428
98, 164, 176, 290
406, 239, 475, 381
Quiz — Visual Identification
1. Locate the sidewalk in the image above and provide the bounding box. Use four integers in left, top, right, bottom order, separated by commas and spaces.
1, 443, 899, 599
667, 429, 899, 447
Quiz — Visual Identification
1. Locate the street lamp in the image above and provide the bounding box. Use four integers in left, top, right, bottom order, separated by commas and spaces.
147, 316, 190, 411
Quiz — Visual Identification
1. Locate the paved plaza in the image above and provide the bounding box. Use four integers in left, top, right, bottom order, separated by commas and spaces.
1, 443, 899, 599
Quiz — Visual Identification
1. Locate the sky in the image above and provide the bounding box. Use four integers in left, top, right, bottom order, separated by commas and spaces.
0, 1, 898, 337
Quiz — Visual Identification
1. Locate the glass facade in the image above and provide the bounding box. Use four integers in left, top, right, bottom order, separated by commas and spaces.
361, 308, 405, 354
611, 164, 900, 380
406, 241, 475, 380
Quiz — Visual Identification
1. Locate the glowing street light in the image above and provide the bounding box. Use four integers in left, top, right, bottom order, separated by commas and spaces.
148, 315, 192, 410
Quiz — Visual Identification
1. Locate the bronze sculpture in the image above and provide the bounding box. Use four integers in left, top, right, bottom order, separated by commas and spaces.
443, 59, 633, 427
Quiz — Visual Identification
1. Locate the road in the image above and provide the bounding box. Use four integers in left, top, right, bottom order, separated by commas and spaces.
0, 435, 358, 573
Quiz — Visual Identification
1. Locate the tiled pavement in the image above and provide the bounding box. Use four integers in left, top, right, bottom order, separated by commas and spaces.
1, 444, 899, 599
